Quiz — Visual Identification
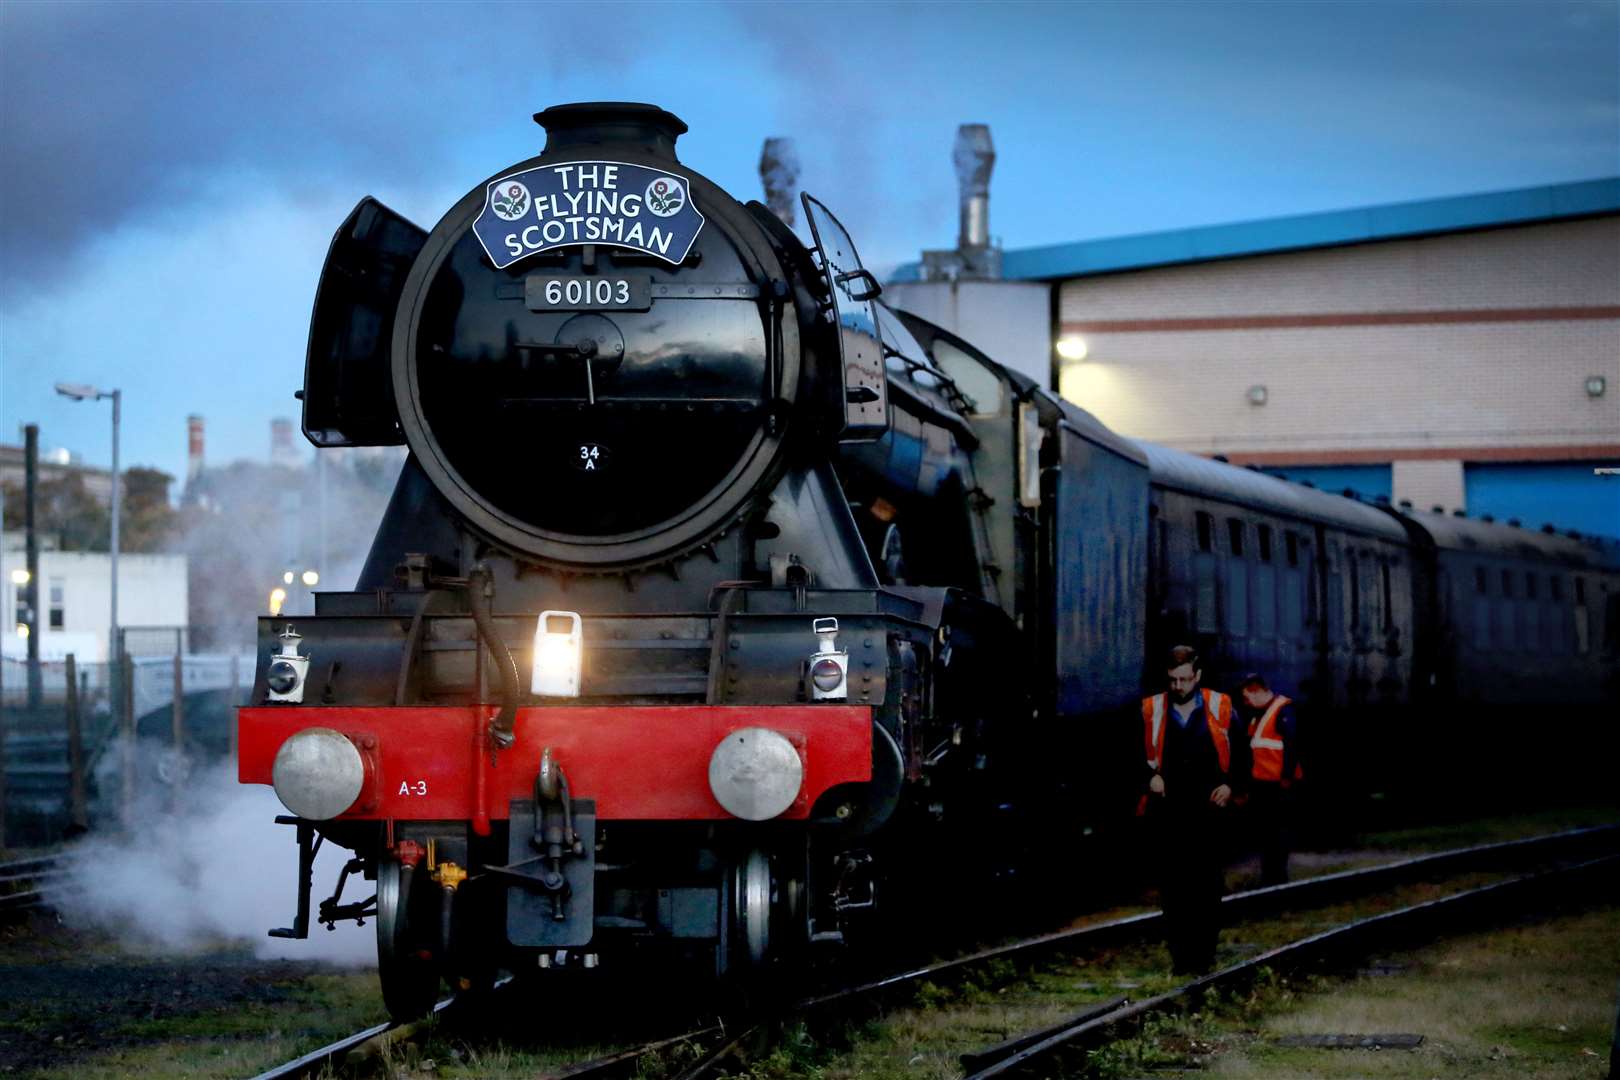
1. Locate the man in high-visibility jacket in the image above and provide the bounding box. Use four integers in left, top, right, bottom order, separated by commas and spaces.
1140, 645, 1239, 974
1240, 672, 1302, 886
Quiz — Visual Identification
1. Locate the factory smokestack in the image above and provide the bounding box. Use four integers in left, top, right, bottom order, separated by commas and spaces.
954, 124, 994, 250
917, 124, 1001, 281
758, 137, 800, 228
186, 415, 205, 484
270, 418, 299, 469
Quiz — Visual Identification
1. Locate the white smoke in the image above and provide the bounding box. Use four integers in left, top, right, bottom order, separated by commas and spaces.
58, 744, 377, 965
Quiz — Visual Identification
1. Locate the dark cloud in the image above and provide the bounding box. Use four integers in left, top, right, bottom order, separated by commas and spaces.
0, 2, 594, 301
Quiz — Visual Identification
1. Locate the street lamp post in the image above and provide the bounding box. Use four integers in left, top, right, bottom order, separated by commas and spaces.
55, 383, 121, 664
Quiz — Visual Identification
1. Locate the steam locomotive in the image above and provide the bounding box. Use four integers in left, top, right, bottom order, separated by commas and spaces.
239, 102, 1620, 1019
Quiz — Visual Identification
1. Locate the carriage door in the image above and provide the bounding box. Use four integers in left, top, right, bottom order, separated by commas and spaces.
801, 194, 889, 442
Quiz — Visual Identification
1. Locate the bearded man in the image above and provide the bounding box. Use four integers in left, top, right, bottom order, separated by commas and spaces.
1139, 645, 1241, 974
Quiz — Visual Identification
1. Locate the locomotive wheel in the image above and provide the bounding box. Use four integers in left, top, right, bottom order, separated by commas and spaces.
717, 847, 773, 987
376, 860, 441, 1021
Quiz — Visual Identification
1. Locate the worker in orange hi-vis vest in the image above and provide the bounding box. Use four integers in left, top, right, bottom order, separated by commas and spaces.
1139, 645, 1242, 975
1239, 672, 1303, 886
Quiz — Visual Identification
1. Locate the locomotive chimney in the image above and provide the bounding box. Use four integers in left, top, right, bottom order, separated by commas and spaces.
954, 124, 994, 250
534, 102, 688, 163
758, 137, 800, 228
186, 414, 204, 484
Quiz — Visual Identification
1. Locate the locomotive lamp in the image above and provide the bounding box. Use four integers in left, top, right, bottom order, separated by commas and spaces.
808, 617, 849, 701
266, 624, 310, 703
708, 727, 804, 820
531, 610, 583, 697
271, 727, 364, 820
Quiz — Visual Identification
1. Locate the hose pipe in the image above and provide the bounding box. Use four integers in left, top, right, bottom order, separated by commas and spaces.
469, 566, 521, 749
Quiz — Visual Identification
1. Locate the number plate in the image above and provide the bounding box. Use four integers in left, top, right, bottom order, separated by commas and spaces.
526, 275, 651, 312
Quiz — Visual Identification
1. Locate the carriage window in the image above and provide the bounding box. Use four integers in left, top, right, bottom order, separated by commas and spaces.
1496, 579, 1517, 650
1227, 519, 1245, 557
1195, 553, 1218, 633
1284, 530, 1299, 567
1575, 577, 1586, 604
1305, 547, 1319, 626
1349, 552, 1362, 631
1281, 569, 1303, 637
1550, 576, 1563, 602
1257, 524, 1273, 563
1381, 562, 1393, 631
1256, 563, 1277, 639
1227, 559, 1249, 635
1525, 573, 1538, 599
1474, 567, 1488, 594
1196, 512, 1213, 553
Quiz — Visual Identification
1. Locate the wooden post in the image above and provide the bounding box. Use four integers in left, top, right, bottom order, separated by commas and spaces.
120, 656, 135, 829
65, 654, 88, 832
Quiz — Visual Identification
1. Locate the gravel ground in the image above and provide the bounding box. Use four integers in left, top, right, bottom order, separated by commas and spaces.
0, 909, 378, 1077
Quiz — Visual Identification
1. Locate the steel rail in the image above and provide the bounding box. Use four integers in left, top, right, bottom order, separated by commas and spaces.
959, 852, 1620, 1079
0, 888, 46, 912
648, 822, 1620, 1075
248, 976, 513, 1080
240, 824, 1619, 1080
0, 854, 63, 876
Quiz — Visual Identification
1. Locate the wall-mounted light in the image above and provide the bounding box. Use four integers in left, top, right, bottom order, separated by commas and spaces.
1055, 334, 1089, 362
1586, 375, 1606, 398
282, 570, 295, 585
9, 568, 28, 586
1247, 384, 1268, 406
301, 570, 320, 587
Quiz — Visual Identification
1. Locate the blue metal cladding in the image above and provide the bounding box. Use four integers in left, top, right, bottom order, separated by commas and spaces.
1464, 461, 1620, 539
1258, 465, 1392, 503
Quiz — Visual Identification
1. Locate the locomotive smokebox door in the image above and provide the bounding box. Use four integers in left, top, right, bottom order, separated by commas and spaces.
505, 799, 596, 947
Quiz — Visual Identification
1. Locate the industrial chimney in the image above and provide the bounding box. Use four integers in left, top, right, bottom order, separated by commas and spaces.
918, 123, 1001, 281
954, 124, 994, 251
186, 414, 205, 484
758, 137, 801, 228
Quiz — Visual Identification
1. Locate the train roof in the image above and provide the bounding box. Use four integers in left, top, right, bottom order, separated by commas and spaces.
1400, 509, 1620, 569
1134, 440, 1408, 542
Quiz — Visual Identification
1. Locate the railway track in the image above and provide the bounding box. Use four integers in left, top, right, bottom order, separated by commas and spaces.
250, 822, 1618, 1080
955, 853, 1618, 1078
0, 852, 67, 918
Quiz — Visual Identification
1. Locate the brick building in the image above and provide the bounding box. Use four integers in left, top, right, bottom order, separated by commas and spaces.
891, 178, 1619, 537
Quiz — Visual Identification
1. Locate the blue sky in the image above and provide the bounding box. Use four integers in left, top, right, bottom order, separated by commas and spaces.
2, 0, 1616, 484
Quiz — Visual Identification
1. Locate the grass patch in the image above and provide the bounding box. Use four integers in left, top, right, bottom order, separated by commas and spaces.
1191, 904, 1619, 1078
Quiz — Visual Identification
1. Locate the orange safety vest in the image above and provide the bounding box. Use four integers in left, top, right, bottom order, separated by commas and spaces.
1142, 688, 1233, 776
1248, 694, 1303, 783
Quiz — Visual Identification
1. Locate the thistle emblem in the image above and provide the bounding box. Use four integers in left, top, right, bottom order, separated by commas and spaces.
491, 181, 531, 221
645, 177, 684, 218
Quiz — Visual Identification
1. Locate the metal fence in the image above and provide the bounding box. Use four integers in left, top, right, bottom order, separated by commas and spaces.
119, 625, 195, 659
1, 640, 253, 846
